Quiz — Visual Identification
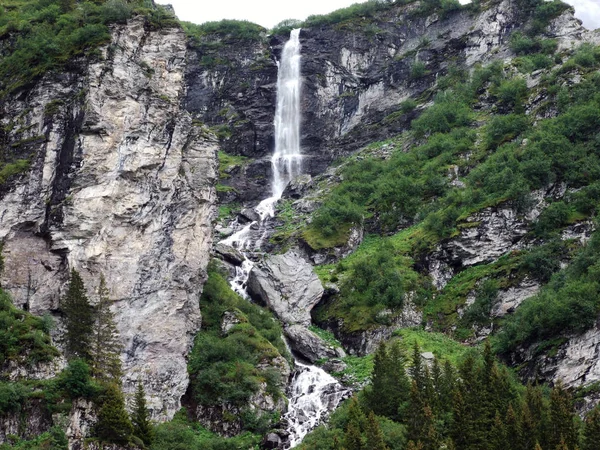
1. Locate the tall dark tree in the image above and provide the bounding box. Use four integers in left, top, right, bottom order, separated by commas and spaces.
131, 379, 154, 447
365, 411, 388, 450
61, 269, 94, 361
582, 406, 600, 450
525, 383, 549, 449
91, 274, 123, 383
548, 383, 577, 450
95, 383, 133, 445
364, 341, 410, 420
504, 403, 522, 450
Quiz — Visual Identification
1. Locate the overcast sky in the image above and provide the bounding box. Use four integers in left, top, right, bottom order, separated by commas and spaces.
156, 0, 599, 31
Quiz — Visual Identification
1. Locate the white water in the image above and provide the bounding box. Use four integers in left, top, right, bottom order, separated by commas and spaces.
285, 362, 349, 448
219, 29, 348, 448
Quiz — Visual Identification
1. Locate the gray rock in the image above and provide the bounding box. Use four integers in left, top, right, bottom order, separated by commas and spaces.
247, 250, 324, 326
0, 17, 216, 421
239, 208, 261, 223
285, 325, 346, 363
221, 311, 242, 335
263, 433, 283, 449
322, 359, 348, 374
214, 243, 245, 266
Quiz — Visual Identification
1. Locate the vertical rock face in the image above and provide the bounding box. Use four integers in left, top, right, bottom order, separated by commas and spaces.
0, 18, 217, 420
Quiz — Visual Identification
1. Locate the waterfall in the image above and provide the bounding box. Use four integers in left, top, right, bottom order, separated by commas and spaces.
221, 28, 303, 292
220, 29, 348, 448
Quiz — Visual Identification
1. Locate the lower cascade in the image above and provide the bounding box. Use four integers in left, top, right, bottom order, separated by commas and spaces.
219, 28, 349, 448
285, 363, 350, 448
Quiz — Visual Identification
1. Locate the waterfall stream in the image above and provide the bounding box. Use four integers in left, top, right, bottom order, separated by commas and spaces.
219, 29, 348, 448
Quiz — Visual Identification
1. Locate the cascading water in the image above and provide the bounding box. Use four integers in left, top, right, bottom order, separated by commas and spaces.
220, 29, 348, 448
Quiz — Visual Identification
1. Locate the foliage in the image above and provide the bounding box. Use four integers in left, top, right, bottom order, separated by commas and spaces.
0, 288, 59, 366
90, 274, 123, 384
95, 382, 134, 445
56, 359, 99, 399
151, 410, 261, 450
496, 230, 600, 353
183, 19, 265, 43
188, 261, 288, 430
132, 380, 154, 446
61, 269, 94, 361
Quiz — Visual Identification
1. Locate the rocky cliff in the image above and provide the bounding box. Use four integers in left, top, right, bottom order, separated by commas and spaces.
0, 17, 217, 421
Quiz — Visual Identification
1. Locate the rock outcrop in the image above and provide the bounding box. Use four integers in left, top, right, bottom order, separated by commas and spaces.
0, 17, 217, 420
248, 250, 324, 326
285, 325, 346, 363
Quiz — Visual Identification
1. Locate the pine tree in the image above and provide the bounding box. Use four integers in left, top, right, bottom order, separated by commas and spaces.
420, 405, 440, 450
345, 420, 364, 450
95, 383, 133, 445
410, 341, 425, 391
62, 269, 94, 361
407, 381, 426, 443
489, 410, 506, 450
131, 379, 154, 446
549, 383, 577, 450
406, 441, 424, 450
554, 436, 569, 450
526, 383, 549, 449
582, 406, 600, 450
91, 274, 123, 383
364, 341, 409, 420
534, 443, 543, 450
365, 411, 388, 450
505, 403, 522, 450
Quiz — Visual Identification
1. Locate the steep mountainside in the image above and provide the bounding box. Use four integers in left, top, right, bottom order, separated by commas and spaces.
2, 0, 600, 448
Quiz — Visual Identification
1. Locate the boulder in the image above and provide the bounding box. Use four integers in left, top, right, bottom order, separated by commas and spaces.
285, 325, 346, 363
214, 243, 245, 266
247, 250, 324, 326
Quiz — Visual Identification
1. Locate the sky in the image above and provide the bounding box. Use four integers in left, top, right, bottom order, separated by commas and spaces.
156, 0, 600, 30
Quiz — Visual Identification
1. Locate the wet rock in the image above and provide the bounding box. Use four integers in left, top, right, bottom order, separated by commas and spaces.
263, 433, 283, 449
283, 174, 313, 199
248, 250, 324, 326
214, 243, 245, 266
239, 208, 261, 223
322, 359, 348, 374
285, 325, 346, 363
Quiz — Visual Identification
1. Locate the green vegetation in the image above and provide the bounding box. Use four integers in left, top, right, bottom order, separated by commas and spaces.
187, 261, 288, 432
182, 19, 265, 43
301, 340, 599, 450
0, 0, 177, 96
217, 151, 248, 179
151, 410, 261, 450
0, 288, 59, 366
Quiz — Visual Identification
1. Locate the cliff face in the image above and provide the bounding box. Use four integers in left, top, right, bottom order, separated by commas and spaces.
0, 17, 217, 420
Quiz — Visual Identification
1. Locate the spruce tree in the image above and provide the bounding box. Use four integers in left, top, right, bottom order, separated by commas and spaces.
489, 410, 506, 450
62, 269, 94, 361
410, 341, 425, 391
505, 403, 522, 450
582, 406, 600, 450
95, 383, 133, 445
131, 379, 154, 446
91, 274, 123, 383
345, 420, 364, 450
365, 411, 388, 450
364, 341, 409, 420
549, 383, 577, 450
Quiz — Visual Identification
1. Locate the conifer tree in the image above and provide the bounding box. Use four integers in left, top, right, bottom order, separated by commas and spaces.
345, 420, 364, 450
410, 341, 425, 391
420, 405, 440, 450
505, 403, 522, 450
582, 406, 600, 450
526, 383, 549, 449
95, 383, 133, 445
131, 379, 154, 446
406, 441, 424, 450
534, 442, 543, 450
549, 383, 577, 450
364, 341, 409, 420
521, 401, 537, 450
365, 411, 388, 450
407, 381, 426, 443
62, 269, 94, 361
91, 274, 123, 383
489, 410, 506, 450
439, 360, 457, 414
431, 357, 442, 413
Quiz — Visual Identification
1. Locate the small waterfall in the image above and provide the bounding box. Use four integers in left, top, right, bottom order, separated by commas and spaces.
219, 29, 348, 448
284, 362, 349, 448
